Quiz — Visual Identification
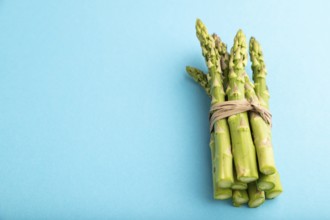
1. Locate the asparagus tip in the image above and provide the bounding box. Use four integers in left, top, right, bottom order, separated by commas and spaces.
195, 18, 203, 28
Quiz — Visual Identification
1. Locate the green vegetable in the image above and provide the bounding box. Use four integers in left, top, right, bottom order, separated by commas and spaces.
249, 38, 283, 196
248, 182, 265, 208
196, 19, 234, 188
233, 190, 249, 206
257, 172, 276, 191
213, 34, 230, 90
232, 166, 248, 190
244, 73, 276, 176
232, 202, 241, 207
227, 30, 258, 183
186, 68, 281, 190
186, 66, 210, 97
249, 37, 270, 108
248, 37, 276, 175
265, 172, 283, 199
186, 21, 283, 207
215, 187, 233, 200
210, 133, 233, 199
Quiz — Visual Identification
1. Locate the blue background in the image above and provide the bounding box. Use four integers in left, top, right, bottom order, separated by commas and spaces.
0, 0, 328, 219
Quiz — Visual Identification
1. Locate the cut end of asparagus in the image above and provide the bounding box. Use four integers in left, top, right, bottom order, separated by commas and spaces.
232, 183, 248, 190
232, 202, 242, 207
266, 190, 283, 199
238, 176, 258, 183
233, 190, 249, 206
215, 195, 232, 200
257, 181, 275, 191
248, 197, 265, 208
260, 166, 276, 175
214, 193, 232, 200
214, 188, 232, 200
234, 196, 249, 204
218, 180, 233, 188
248, 182, 265, 208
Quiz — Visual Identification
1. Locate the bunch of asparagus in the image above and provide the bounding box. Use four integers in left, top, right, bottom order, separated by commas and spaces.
186, 19, 282, 208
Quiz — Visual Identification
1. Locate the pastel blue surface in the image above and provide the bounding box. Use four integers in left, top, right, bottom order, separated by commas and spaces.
0, 0, 328, 219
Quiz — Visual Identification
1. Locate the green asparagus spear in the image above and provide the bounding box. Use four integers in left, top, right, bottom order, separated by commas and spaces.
210, 133, 233, 200
265, 172, 283, 199
191, 65, 232, 198
227, 30, 258, 183
244, 73, 276, 175
215, 187, 233, 200
249, 37, 270, 108
232, 190, 249, 206
249, 37, 282, 195
196, 19, 234, 188
248, 38, 276, 175
232, 165, 248, 190
257, 172, 276, 191
232, 202, 241, 207
186, 66, 211, 96
248, 182, 265, 208
213, 34, 230, 90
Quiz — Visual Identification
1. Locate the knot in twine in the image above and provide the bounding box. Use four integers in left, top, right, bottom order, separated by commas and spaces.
209, 100, 272, 132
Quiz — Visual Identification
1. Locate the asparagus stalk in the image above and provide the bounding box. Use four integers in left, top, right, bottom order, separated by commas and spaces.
248, 182, 265, 208
213, 34, 230, 90
249, 37, 270, 108
186, 66, 211, 97
232, 166, 248, 190
196, 19, 234, 188
232, 190, 249, 206
210, 133, 216, 198
265, 172, 283, 199
210, 133, 233, 200
257, 172, 276, 191
232, 202, 241, 207
244, 73, 276, 175
249, 37, 282, 195
248, 38, 276, 175
227, 30, 258, 183
203, 68, 232, 199
191, 66, 232, 199
215, 188, 233, 200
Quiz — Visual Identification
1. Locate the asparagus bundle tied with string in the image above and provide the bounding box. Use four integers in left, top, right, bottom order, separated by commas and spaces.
186, 19, 283, 208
